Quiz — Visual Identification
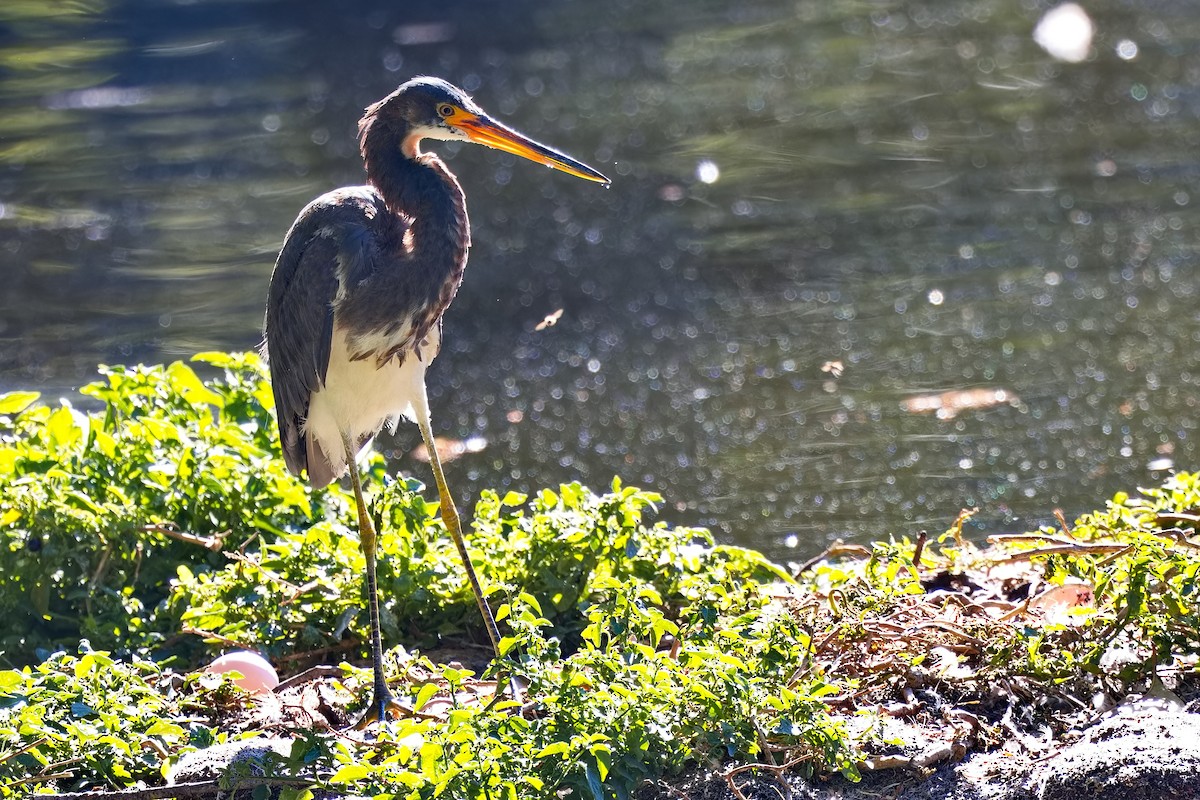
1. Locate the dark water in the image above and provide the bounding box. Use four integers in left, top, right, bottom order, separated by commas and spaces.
3, 0, 1199, 563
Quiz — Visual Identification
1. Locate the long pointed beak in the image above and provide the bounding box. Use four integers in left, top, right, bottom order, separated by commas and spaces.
453, 112, 610, 186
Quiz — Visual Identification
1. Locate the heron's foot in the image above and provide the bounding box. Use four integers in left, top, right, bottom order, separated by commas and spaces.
353, 687, 404, 731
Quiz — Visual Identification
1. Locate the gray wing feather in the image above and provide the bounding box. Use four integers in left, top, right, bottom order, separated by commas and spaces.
264, 189, 386, 481
264, 223, 337, 479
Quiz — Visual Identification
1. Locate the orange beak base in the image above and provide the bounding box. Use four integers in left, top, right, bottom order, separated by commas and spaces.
451, 111, 610, 186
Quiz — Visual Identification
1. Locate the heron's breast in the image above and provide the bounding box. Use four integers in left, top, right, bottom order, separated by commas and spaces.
304, 326, 439, 451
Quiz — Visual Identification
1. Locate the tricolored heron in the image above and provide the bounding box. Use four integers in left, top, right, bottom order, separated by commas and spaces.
263, 76, 609, 722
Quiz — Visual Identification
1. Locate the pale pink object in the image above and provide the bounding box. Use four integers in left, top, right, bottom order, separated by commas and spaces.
205, 651, 279, 694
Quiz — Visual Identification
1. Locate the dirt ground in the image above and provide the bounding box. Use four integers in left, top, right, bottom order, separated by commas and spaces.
171, 698, 1200, 799
631, 699, 1200, 800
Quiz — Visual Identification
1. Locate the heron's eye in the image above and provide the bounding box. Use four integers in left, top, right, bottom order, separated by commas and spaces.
437, 104, 455, 119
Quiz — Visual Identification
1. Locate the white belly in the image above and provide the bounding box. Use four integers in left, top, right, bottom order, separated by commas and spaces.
302, 325, 437, 478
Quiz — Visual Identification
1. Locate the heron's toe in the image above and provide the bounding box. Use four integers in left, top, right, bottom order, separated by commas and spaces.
352, 689, 405, 731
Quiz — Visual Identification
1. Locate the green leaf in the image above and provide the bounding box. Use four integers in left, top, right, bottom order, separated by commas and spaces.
329, 764, 370, 784
137, 417, 178, 442
192, 351, 237, 368
419, 741, 443, 776
535, 741, 570, 759
46, 406, 82, 448
75, 654, 96, 678
413, 682, 439, 712
145, 720, 185, 738
168, 361, 224, 408
91, 429, 117, 458
0, 670, 23, 692
591, 746, 611, 781
0, 391, 39, 415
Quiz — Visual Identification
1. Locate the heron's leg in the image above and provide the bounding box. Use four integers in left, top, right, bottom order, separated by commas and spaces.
342, 432, 397, 727
414, 413, 505, 660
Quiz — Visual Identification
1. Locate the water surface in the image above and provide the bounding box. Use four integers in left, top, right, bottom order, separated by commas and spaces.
3, 0, 1199, 562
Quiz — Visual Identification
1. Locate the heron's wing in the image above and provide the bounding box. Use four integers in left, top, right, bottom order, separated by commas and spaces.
263, 200, 347, 480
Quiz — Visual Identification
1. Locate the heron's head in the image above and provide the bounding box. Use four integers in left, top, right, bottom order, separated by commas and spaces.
360, 76, 609, 185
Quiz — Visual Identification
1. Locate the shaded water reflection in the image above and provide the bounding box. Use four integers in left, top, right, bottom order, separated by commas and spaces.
3, 0, 1199, 562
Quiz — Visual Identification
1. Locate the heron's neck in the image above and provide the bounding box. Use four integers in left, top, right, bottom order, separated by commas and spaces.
368, 149, 470, 261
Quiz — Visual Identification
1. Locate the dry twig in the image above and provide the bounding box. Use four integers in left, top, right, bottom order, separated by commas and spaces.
723, 756, 813, 800
180, 626, 248, 648
271, 664, 343, 692
142, 524, 227, 551
794, 541, 872, 578
991, 543, 1131, 562
275, 640, 359, 665
911, 530, 928, 568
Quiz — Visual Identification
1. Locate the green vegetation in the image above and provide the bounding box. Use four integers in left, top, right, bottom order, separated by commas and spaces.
0, 353, 328, 662
1, 354, 1199, 798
